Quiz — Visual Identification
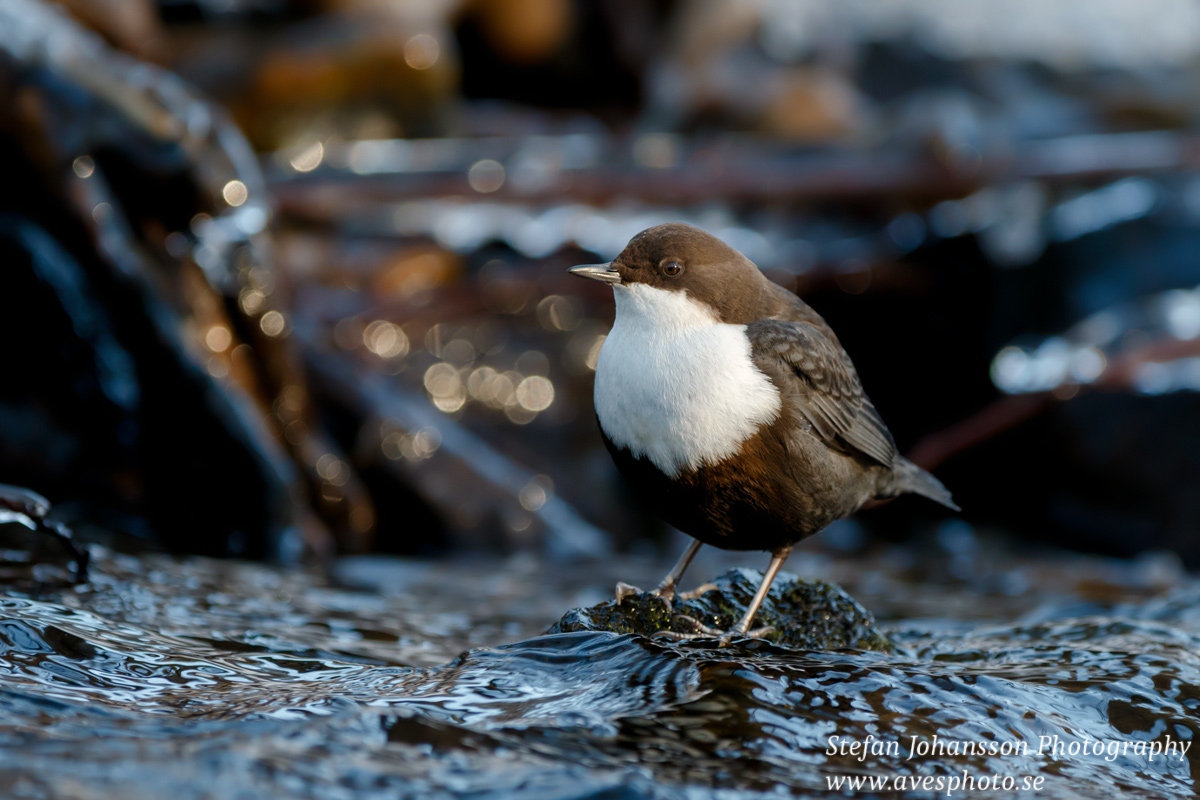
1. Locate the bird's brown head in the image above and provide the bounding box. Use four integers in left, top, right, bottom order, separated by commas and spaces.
569, 223, 771, 324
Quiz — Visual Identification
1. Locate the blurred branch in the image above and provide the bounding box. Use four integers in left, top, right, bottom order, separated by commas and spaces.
1092, 337, 1200, 391
911, 330, 1200, 473
907, 394, 1054, 474
268, 131, 1200, 216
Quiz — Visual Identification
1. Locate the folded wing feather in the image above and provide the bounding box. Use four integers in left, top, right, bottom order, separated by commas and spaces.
748, 318, 897, 468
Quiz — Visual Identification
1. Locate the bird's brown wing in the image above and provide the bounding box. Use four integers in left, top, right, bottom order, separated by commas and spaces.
748, 318, 897, 468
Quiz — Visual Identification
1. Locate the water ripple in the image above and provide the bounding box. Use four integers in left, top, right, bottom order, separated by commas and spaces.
0, 549, 1197, 798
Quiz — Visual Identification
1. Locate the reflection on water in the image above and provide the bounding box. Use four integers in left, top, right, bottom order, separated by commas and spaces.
0, 543, 1197, 799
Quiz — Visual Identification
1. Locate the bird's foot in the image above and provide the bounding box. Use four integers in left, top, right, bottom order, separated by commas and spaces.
653, 614, 724, 639
742, 626, 776, 641
653, 615, 776, 646
615, 581, 679, 607
614, 582, 644, 604
676, 582, 718, 601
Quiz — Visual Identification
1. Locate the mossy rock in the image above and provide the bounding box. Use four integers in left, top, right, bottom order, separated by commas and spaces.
547, 568, 892, 652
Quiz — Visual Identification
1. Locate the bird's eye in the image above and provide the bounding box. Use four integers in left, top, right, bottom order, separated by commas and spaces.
662, 261, 683, 277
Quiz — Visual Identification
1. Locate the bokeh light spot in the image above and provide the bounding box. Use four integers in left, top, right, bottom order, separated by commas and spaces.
585, 335, 606, 371
404, 34, 440, 70
222, 180, 248, 207
289, 141, 324, 173
468, 160, 505, 193
239, 287, 266, 315
363, 320, 410, 359
260, 310, 286, 337
205, 325, 232, 353
516, 375, 554, 412
519, 475, 553, 511
72, 156, 95, 178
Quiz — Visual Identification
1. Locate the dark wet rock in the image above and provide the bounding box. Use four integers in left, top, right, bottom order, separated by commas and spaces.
546, 567, 893, 651
0, 0, 381, 560
0, 483, 89, 584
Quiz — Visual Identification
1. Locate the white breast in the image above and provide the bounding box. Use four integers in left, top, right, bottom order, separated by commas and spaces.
594, 283, 781, 478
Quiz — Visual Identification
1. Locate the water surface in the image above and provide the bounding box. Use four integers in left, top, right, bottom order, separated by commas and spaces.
0, 538, 1197, 799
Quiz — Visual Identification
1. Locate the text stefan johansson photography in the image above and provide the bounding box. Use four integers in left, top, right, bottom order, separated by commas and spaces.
827, 734, 1194, 762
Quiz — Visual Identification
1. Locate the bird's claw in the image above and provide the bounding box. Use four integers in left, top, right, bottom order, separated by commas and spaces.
614, 582, 643, 604
676, 582, 718, 601
615, 581, 678, 607
653, 614, 726, 641
744, 625, 776, 640
653, 616, 776, 646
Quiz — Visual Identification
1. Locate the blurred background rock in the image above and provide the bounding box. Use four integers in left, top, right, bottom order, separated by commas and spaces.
4, 0, 1200, 569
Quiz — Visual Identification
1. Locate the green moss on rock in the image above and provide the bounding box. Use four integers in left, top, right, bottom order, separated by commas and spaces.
546, 568, 892, 652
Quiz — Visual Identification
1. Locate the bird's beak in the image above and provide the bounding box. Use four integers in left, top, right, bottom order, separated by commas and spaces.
568, 263, 622, 285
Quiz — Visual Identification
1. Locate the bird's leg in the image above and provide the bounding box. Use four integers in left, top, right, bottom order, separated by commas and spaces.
727, 546, 792, 638
657, 546, 793, 644
615, 539, 702, 606
651, 539, 703, 604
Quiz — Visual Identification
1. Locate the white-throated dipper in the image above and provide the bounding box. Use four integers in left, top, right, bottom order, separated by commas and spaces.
570, 223, 957, 641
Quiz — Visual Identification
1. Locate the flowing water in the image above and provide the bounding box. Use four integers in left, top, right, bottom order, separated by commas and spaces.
0, 534, 1198, 799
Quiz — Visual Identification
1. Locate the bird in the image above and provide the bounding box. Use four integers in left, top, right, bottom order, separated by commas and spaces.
569, 223, 957, 641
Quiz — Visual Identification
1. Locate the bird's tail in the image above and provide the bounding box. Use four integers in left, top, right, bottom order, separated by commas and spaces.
887, 457, 960, 511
